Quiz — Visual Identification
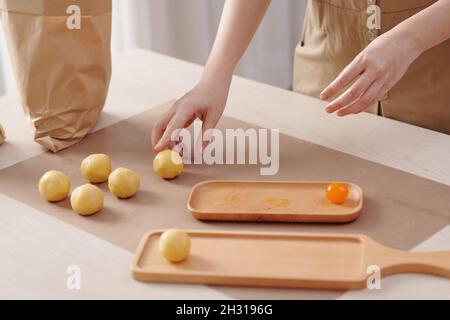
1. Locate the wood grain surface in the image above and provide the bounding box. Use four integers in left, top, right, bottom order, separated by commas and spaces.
132, 230, 450, 290
188, 180, 363, 223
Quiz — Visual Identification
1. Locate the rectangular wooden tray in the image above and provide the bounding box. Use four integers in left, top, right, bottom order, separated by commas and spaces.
131, 230, 450, 290
187, 180, 363, 223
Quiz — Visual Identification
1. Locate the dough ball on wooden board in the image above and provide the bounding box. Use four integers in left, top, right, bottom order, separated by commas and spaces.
108, 167, 140, 198
159, 229, 191, 263
38, 170, 71, 202
80, 154, 112, 183
70, 184, 104, 216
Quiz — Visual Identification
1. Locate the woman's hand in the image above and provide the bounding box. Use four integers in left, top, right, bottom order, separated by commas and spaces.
151, 77, 231, 153
320, 32, 421, 116
151, 0, 271, 153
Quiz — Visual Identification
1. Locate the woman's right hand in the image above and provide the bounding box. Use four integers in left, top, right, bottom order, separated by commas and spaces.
152, 0, 271, 153
151, 76, 231, 153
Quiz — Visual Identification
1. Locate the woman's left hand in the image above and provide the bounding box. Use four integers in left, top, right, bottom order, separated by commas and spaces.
320, 32, 421, 116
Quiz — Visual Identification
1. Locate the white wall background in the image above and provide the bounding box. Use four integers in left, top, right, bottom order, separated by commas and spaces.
0, 0, 307, 96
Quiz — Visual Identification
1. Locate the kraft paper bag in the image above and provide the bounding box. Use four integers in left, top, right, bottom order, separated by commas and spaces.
0, 0, 112, 152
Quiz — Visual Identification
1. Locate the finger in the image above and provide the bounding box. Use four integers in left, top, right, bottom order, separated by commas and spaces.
154, 110, 195, 152
351, 84, 388, 115
198, 112, 220, 152
325, 72, 375, 113
337, 80, 385, 117
320, 55, 365, 100
151, 109, 175, 150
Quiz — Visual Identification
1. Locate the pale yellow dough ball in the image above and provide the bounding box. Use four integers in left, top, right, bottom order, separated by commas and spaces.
38, 170, 71, 202
159, 229, 191, 263
70, 184, 104, 216
153, 150, 184, 179
80, 154, 112, 183
108, 167, 140, 198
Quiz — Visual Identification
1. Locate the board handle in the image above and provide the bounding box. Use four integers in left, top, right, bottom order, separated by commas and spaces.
381, 250, 450, 279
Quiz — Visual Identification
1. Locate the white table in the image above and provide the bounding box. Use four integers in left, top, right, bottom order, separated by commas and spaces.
0, 49, 449, 299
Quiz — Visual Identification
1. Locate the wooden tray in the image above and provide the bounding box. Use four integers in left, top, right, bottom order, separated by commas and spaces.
131, 230, 450, 290
187, 180, 363, 223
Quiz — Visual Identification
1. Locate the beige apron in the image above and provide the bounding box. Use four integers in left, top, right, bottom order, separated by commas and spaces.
294, 0, 450, 134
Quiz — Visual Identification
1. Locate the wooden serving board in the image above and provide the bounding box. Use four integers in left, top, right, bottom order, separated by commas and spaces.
132, 230, 450, 290
187, 180, 363, 223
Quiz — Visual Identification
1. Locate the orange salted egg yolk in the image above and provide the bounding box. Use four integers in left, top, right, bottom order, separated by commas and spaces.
326, 183, 349, 205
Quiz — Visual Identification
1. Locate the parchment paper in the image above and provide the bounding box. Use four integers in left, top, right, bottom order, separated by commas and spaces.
0, 101, 448, 299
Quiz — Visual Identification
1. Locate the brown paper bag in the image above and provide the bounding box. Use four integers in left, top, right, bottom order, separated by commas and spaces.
0, 0, 112, 152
